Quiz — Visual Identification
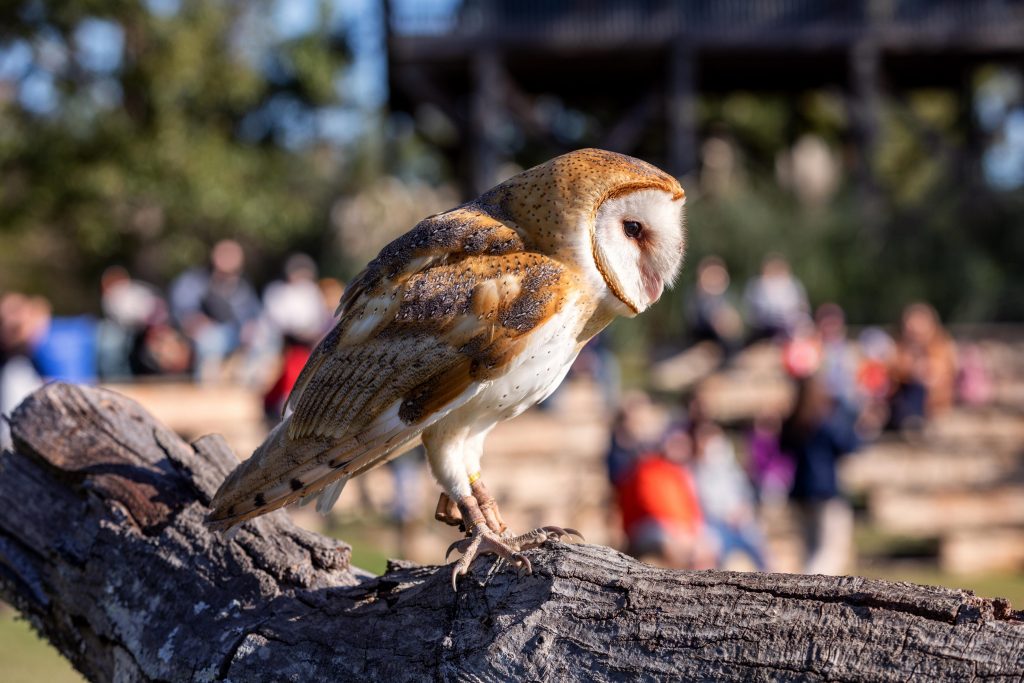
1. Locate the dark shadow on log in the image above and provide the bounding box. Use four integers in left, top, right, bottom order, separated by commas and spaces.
1, 383, 1022, 681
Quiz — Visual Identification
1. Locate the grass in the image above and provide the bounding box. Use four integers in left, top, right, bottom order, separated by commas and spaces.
328, 524, 392, 575
0, 609, 83, 683
858, 565, 1024, 606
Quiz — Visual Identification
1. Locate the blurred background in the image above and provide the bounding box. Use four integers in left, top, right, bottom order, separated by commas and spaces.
2, 0, 1024, 678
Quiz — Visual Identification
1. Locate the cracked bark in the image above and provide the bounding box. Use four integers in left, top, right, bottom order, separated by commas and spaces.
1, 383, 1022, 682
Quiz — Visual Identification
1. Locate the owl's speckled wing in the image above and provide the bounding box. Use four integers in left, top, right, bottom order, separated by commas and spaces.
207, 206, 572, 530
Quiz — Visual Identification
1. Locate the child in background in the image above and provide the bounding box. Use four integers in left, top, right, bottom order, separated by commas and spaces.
747, 409, 794, 510
616, 426, 714, 569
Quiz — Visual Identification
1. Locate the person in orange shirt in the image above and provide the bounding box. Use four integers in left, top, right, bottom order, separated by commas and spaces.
616, 426, 714, 569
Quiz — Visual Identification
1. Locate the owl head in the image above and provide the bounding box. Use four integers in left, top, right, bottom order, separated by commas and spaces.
482, 148, 686, 316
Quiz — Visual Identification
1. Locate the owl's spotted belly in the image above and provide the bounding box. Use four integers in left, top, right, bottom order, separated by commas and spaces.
467, 302, 585, 425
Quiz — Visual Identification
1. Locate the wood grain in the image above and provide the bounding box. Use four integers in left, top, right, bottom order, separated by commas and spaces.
1, 383, 1022, 681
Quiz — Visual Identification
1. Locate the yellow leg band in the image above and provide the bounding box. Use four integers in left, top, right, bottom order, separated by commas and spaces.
468, 471, 481, 485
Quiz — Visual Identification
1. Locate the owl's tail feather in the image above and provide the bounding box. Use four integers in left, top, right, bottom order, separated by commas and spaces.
295, 476, 348, 514
205, 409, 421, 533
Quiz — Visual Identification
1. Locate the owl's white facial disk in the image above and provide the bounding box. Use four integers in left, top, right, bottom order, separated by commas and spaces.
590, 188, 686, 316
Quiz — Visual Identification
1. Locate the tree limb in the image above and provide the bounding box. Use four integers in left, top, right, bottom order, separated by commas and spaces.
1, 383, 1022, 681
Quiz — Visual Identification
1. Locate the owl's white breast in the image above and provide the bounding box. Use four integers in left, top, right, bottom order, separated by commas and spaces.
455, 295, 586, 432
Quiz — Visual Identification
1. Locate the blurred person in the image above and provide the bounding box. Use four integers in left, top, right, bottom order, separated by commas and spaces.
262, 255, 331, 419
743, 254, 809, 343
815, 303, 860, 415
388, 446, 426, 560
747, 409, 794, 510
956, 343, 993, 407
98, 266, 168, 379
856, 327, 895, 433
0, 291, 97, 384
32, 313, 99, 384
605, 390, 657, 487
615, 425, 714, 569
263, 254, 329, 344
318, 277, 346, 324
129, 320, 193, 377
781, 317, 822, 379
0, 293, 45, 449
781, 374, 860, 575
169, 239, 261, 383
688, 255, 744, 361
690, 408, 768, 571
888, 302, 958, 431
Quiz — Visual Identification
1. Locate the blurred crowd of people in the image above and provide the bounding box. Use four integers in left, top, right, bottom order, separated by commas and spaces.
609, 253, 989, 574
608, 390, 769, 571
689, 253, 981, 432
0, 239, 344, 447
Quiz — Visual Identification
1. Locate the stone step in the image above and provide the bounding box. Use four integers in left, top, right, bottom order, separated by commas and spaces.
870, 485, 1024, 536
940, 528, 1024, 574
928, 410, 1024, 444
103, 381, 266, 455
841, 442, 1024, 493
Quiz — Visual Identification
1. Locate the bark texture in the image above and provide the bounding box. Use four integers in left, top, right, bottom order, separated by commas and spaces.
1, 383, 1022, 681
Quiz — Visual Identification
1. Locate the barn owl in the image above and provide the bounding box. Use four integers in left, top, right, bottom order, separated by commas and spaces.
208, 149, 686, 586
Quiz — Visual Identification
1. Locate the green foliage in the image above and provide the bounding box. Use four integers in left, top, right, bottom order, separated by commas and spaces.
635, 85, 1024, 351
0, 0, 349, 311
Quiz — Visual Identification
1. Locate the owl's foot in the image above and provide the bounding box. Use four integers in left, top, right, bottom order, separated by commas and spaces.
505, 525, 584, 549
446, 526, 583, 590
447, 529, 533, 590
446, 493, 582, 589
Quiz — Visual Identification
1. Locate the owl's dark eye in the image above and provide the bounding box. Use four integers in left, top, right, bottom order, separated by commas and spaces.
623, 220, 644, 239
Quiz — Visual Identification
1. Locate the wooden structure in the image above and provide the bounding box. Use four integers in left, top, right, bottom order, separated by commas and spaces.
386, 0, 1024, 197
2, 382, 1023, 680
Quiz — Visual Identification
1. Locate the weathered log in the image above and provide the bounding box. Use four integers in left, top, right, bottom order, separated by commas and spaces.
0, 383, 1022, 681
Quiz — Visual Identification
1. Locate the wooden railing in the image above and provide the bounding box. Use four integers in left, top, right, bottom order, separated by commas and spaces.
388, 0, 1024, 42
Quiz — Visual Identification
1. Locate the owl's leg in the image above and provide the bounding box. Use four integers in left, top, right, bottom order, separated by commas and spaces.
460, 428, 507, 535
433, 486, 503, 534
423, 424, 576, 589
469, 478, 507, 535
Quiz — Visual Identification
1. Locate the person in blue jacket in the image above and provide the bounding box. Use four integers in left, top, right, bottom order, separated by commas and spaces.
781, 374, 861, 574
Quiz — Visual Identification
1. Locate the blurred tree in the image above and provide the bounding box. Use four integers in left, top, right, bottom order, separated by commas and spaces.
0, 0, 351, 311
641, 79, 1024, 352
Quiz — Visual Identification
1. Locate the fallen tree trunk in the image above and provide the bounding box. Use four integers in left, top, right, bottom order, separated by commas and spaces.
0, 383, 1021, 681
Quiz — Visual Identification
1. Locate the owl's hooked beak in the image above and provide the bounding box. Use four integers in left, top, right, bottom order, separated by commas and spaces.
641, 263, 664, 305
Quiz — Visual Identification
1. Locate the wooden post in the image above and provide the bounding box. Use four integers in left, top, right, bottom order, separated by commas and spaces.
849, 37, 884, 227
667, 41, 698, 177
468, 48, 503, 198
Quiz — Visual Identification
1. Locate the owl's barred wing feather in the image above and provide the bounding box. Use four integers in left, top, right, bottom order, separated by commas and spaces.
207, 208, 572, 531
333, 205, 525, 319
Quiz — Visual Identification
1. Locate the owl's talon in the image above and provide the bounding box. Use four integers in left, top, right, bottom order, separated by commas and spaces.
451, 565, 463, 592
446, 537, 473, 561
547, 526, 584, 541
512, 553, 532, 576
